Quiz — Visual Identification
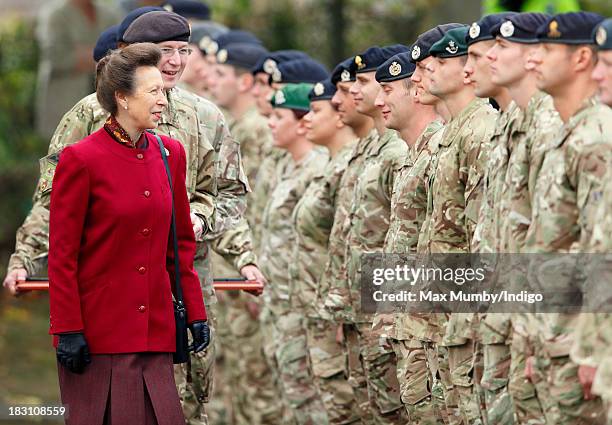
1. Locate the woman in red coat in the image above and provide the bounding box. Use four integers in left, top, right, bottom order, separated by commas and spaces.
48, 43, 209, 425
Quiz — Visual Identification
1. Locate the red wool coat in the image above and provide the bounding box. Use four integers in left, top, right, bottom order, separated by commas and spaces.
48, 128, 207, 354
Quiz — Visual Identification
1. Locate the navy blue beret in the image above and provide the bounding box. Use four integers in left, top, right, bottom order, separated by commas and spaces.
410, 23, 465, 63
118, 6, 164, 42
537, 12, 604, 45
123, 11, 191, 44
375, 52, 416, 82
491, 13, 550, 44
216, 42, 269, 70
270, 58, 329, 84
467, 12, 518, 45
594, 18, 612, 50
308, 79, 337, 101
251, 50, 311, 75
351, 44, 410, 74
190, 22, 228, 53
206, 30, 262, 55
93, 25, 118, 62
330, 57, 356, 85
162, 0, 210, 21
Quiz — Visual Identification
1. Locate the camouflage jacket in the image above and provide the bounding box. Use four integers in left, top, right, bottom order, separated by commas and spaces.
289, 142, 356, 319
323, 129, 379, 323
344, 128, 408, 324
9, 88, 251, 278
418, 98, 497, 254
259, 148, 328, 317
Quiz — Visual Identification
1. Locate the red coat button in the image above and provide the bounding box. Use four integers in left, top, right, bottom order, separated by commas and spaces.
138, 305, 146, 312
136, 153, 144, 160
138, 266, 147, 274
144, 190, 151, 197
141, 228, 151, 236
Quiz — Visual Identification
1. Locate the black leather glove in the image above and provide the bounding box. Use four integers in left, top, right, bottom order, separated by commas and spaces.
56, 332, 91, 374
189, 321, 210, 353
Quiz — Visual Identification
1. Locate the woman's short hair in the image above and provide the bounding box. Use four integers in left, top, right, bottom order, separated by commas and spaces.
96, 43, 162, 115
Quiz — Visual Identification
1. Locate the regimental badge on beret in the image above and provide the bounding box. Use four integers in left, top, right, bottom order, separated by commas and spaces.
163, 4, 173, 12
217, 49, 228, 64
411, 45, 421, 60
272, 68, 282, 83
500, 21, 515, 38
313, 82, 325, 96
389, 61, 402, 76
548, 20, 561, 38
596, 26, 608, 47
355, 55, 365, 70
275, 90, 286, 105
469, 22, 481, 39
263, 58, 277, 75
208, 41, 219, 55
199, 36, 212, 51
340, 69, 351, 82
446, 40, 458, 54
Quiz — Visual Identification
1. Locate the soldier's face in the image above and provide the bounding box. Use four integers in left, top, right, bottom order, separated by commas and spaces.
411, 58, 440, 105
465, 40, 501, 99
375, 80, 413, 131
181, 45, 207, 91
253, 72, 274, 117
427, 56, 467, 98
119, 66, 167, 130
350, 72, 381, 116
532, 43, 575, 96
157, 41, 189, 89
304, 100, 341, 145
208, 64, 240, 109
487, 38, 530, 88
268, 108, 300, 149
592, 50, 612, 106
332, 81, 362, 127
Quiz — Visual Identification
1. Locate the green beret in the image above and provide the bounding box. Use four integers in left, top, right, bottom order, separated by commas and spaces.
123, 11, 190, 44
270, 83, 313, 111
594, 18, 612, 50
429, 26, 469, 58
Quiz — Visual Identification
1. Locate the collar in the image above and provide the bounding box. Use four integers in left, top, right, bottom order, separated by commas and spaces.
103, 115, 144, 148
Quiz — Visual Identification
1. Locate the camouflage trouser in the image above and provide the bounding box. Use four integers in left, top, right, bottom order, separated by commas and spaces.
306, 318, 361, 425
508, 315, 545, 425
344, 322, 407, 424
390, 337, 445, 424
274, 311, 329, 425
423, 341, 451, 425
446, 341, 484, 425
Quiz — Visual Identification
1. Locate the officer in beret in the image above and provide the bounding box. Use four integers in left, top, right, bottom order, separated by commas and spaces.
374, 50, 445, 424
592, 18, 612, 106
93, 25, 119, 63
424, 25, 499, 425
262, 83, 330, 425
162, 0, 211, 22
527, 11, 609, 424
269, 58, 329, 87
116, 6, 164, 44
325, 43, 410, 423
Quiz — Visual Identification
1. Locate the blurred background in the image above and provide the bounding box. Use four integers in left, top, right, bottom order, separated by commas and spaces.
0, 0, 610, 423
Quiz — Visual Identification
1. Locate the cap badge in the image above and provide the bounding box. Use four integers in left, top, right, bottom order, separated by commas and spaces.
469, 22, 481, 39
388, 61, 402, 76
355, 55, 365, 70
314, 83, 325, 96
199, 36, 211, 51
446, 40, 458, 54
500, 21, 515, 38
272, 68, 282, 83
596, 26, 607, 47
208, 41, 219, 55
163, 4, 173, 12
411, 45, 421, 60
340, 69, 351, 82
548, 20, 561, 38
263, 58, 277, 74
217, 49, 228, 64
274, 90, 286, 105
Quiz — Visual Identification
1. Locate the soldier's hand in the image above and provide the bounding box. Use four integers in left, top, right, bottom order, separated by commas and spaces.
525, 355, 535, 381
578, 364, 597, 400
240, 264, 266, 296
335, 324, 344, 345
246, 301, 261, 320
3, 268, 28, 296
190, 213, 204, 240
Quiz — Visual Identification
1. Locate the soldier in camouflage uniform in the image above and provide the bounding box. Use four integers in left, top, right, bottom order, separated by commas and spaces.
325, 45, 410, 425
418, 26, 499, 425
465, 13, 519, 425
260, 83, 329, 425
522, 11, 609, 424
485, 13, 564, 425
290, 78, 361, 424
3, 12, 258, 425
373, 51, 446, 424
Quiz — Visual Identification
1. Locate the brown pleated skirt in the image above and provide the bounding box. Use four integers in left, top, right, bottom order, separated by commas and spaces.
57, 353, 185, 425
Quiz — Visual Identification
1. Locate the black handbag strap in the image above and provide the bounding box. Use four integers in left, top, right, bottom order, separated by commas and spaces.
155, 135, 185, 309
